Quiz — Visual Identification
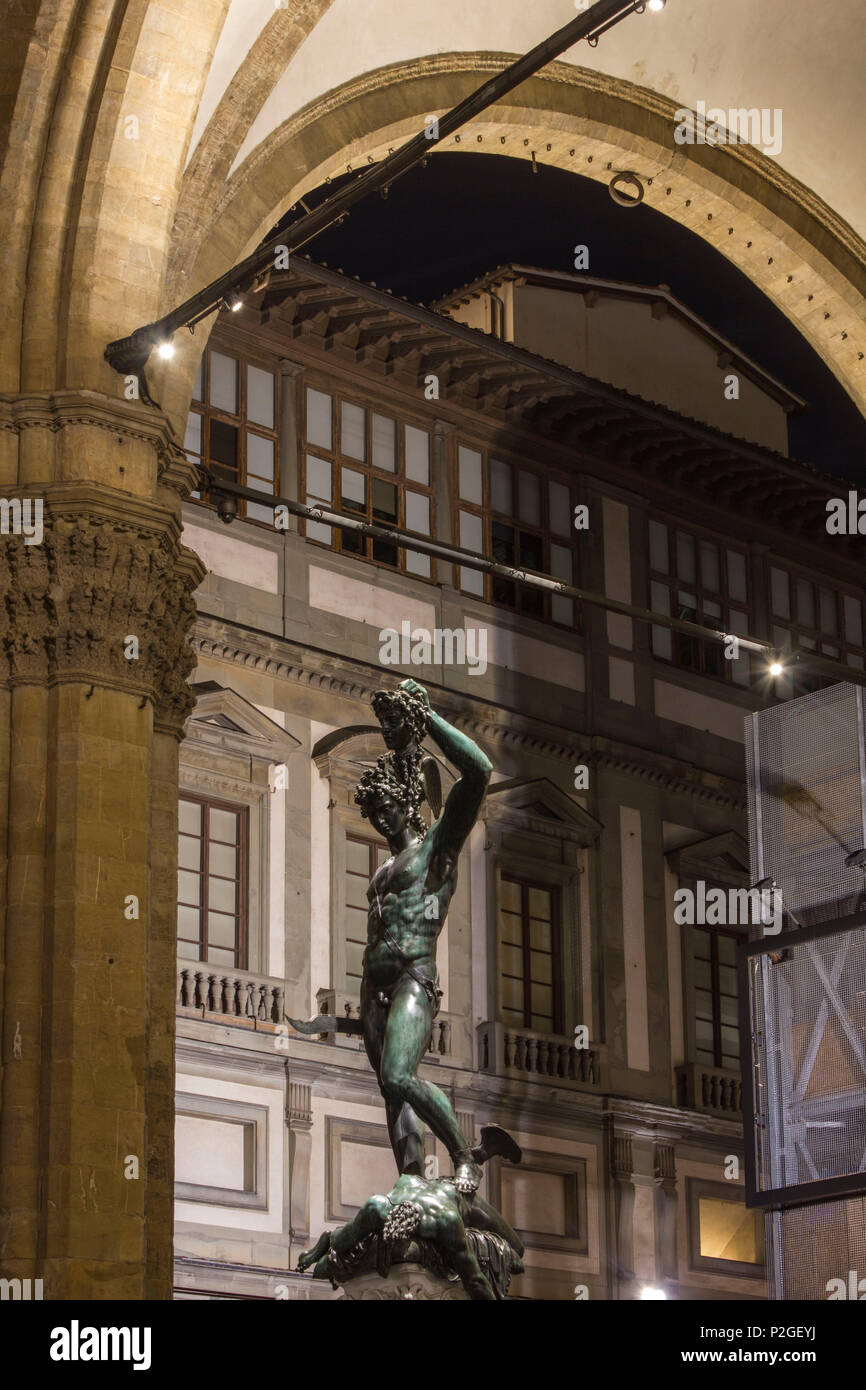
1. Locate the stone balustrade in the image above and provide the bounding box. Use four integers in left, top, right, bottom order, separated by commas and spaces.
477, 1020, 603, 1087
676, 1062, 743, 1114
176, 966, 453, 1055
177, 961, 284, 1024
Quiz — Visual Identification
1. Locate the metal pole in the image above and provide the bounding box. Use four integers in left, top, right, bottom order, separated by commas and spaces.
105, 0, 653, 396
199, 471, 791, 663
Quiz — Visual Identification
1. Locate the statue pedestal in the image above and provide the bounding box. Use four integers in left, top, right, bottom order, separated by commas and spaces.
337, 1263, 470, 1301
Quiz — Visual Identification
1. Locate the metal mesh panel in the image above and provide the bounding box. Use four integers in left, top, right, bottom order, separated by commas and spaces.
746, 683, 866, 926
768, 1200, 866, 1299
747, 926, 866, 1197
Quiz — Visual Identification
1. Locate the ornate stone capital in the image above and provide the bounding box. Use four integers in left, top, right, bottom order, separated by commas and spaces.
0, 496, 205, 734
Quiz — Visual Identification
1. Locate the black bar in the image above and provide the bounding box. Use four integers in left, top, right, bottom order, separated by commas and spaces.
104, 0, 643, 391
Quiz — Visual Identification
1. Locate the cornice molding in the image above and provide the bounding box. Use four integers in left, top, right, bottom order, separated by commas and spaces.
0, 391, 199, 501
192, 616, 746, 808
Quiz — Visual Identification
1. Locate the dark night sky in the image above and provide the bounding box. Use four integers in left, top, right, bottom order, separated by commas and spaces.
278, 153, 866, 484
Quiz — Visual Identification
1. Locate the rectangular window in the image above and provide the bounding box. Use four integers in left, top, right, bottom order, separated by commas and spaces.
344, 835, 388, 994
687, 1179, 765, 1277
498, 875, 562, 1034
301, 387, 435, 579
692, 924, 740, 1069
185, 344, 279, 525
454, 446, 580, 629
770, 565, 866, 686
648, 518, 751, 684
178, 794, 248, 969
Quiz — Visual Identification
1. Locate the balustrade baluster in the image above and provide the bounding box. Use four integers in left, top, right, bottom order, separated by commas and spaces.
245, 981, 255, 1018
194, 971, 205, 1009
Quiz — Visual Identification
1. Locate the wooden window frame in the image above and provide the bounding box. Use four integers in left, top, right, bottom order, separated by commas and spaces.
299, 380, 436, 582
178, 792, 249, 970
185, 343, 281, 526
768, 563, 866, 691
690, 921, 742, 1070
452, 441, 581, 631
499, 874, 563, 1034
648, 515, 752, 684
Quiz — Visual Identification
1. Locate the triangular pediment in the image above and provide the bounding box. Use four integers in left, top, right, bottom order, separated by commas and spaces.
668, 829, 751, 886
484, 777, 602, 845
186, 682, 300, 760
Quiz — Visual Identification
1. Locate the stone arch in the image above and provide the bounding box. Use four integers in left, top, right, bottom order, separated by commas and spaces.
0, 0, 232, 396
171, 0, 336, 288
158, 53, 866, 436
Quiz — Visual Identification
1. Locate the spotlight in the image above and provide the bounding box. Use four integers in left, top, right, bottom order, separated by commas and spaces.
648, 0, 666, 9
640, 1285, 667, 1299
769, 661, 784, 677
157, 341, 175, 360
230, 297, 244, 312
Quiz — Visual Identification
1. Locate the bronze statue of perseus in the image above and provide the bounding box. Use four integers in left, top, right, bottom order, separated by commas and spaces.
291, 678, 524, 1296
353, 678, 492, 1194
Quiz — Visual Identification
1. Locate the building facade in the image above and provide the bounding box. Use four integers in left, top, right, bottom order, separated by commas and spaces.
171, 259, 864, 1300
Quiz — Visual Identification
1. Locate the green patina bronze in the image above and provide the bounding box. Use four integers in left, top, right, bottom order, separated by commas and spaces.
292, 678, 524, 1299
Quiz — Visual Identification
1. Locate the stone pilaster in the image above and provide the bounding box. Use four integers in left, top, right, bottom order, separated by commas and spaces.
653, 1140, 679, 1287
610, 1131, 635, 1295
286, 1075, 314, 1262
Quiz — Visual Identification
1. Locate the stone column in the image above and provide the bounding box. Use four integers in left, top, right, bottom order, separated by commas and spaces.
0, 395, 205, 1299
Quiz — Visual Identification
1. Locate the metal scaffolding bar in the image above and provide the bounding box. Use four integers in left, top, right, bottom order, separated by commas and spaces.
104, 0, 654, 398
196, 471, 814, 669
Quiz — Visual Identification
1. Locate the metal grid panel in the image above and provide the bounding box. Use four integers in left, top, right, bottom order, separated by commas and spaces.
745, 922, 866, 1201
746, 683, 866, 927
768, 1200, 866, 1300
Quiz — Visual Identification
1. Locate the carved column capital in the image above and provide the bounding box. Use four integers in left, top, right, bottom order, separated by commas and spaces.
0, 498, 205, 735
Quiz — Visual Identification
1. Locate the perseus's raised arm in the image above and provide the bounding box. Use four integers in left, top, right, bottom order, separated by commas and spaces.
397, 678, 492, 859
